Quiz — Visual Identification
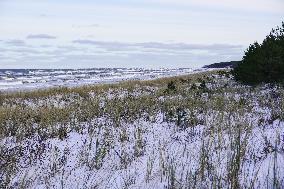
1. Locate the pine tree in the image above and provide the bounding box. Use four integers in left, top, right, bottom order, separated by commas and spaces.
233, 22, 284, 85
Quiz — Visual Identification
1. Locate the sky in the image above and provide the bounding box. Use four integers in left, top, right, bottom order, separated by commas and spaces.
0, 0, 283, 69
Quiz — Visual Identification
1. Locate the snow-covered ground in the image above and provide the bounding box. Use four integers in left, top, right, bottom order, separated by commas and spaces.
1, 71, 284, 188
6, 118, 284, 189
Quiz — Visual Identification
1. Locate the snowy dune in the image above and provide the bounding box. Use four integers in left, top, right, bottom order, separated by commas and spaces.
0, 70, 284, 188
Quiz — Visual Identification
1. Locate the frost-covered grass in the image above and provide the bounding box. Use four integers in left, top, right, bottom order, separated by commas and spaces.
1, 70, 284, 188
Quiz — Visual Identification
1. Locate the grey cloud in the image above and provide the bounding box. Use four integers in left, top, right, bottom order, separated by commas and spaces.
73, 40, 126, 47
135, 42, 242, 51
39, 14, 49, 17
72, 40, 134, 52
72, 40, 243, 52
0, 47, 40, 54
40, 45, 53, 48
54, 51, 226, 68
27, 34, 57, 39
57, 45, 84, 51
0, 39, 244, 68
72, 24, 101, 28
5, 40, 26, 46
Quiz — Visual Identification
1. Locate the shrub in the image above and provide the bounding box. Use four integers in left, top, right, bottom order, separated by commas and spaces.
164, 81, 177, 94
233, 22, 284, 85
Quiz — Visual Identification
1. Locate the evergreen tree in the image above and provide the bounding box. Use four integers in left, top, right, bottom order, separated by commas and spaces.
233, 22, 284, 85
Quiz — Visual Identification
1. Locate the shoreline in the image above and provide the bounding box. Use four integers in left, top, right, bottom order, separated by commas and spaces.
0, 68, 220, 94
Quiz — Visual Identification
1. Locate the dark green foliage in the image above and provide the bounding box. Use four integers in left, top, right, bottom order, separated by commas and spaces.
233, 22, 284, 85
164, 81, 177, 94
167, 81, 176, 91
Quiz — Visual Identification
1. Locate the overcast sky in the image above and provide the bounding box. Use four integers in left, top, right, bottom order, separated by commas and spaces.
0, 0, 283, 68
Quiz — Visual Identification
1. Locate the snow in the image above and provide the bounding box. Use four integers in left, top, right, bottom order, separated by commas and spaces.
3, 117, 284, 188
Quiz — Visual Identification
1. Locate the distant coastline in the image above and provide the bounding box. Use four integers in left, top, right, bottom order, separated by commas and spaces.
203, 61, 241, 69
